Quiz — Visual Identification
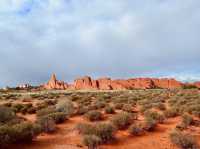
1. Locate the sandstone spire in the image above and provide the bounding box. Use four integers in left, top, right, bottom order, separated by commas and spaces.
43, 73, 68, 90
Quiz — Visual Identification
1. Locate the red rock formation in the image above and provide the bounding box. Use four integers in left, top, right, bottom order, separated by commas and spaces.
194, 82, 200, 88
152, 78, 183, 89
43, 74, 186, 90
97, 78, 113, 90
74, 76, 97, 90
127, 78, 155, 89
43, 74, 68, 90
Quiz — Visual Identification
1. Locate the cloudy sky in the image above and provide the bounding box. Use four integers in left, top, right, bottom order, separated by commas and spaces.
0, 0, 200, 87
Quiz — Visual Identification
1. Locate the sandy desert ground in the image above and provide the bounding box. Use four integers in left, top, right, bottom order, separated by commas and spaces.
0, 89, 200, 149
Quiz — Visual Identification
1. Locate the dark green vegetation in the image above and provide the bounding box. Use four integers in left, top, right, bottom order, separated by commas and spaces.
0, 89, 200, 148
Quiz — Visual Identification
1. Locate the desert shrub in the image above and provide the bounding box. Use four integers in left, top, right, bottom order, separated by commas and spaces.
143, 117, 157, 131
94, 123, 116, 143
35, 102, 48, 110
154, 103, 166, 111
177, 114, 194, 130
10, 122, 41, 142
0, 125, 12, 148
36, 106, 57, 117
183, 85, 198, 89
76, 123, 94, 135
94, 101, 106, 109
27, 107, 36, 114
12, 103, 24, 112
88, 105, 98, 111
44, 99, 57, 105
192, 110, 200, 118
37, 116, 56, 133
0, 106, 15, 123
144, 111, 165, 123
114, 103, 124, 110
47, 112, 67, 124
77, 123, 115, 144
170, 130, 199, 149
56, 100, 75, 116
76, 106, 89, 115
83, 135, 101, 149
182, 114, 193, 126
164, 108, 179, 118
0, 122, 41, 148
139, 105, 150, 113
85, 110, 102, 121
21, 104, 33, 114
129, 123, 144, 136
111, 112, 132, 130
105, 106, 115, 114
3, 102, 12, 107
122, 104, 132, 113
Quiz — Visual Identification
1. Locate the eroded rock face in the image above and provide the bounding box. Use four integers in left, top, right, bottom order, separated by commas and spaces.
194, 82, 200, 88
43, 74, 68, 90
43, 74, 185, 90
74, 76, 97, 90
152, 78, 183, 89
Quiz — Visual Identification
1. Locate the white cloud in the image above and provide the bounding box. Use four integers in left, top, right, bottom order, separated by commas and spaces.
0, 0, 200, 86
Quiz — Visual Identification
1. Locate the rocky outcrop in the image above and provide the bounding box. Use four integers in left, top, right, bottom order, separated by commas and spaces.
72, 76, 183, 90
43, 74, 185, 90
152, 78, 183, 89
43, 74, 68, 90
194, 82, 200, 88
74, 76, 97, 90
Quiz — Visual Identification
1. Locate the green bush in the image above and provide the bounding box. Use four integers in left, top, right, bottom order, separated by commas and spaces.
0, 122, 41, 148
3, 102, 12, 107
105, 106, 115, 114
164, 108, 179, 118
182, 114, 193, 127
77, 123, 115, 144
76, 123, 94, 135
176, 114, 194, 130
47, 112, 67, 124
122, 104, 132, 113
12, 104, 24, 112
85, 110, 102, 121
154, 103, 166, 111
94, 101, 106, 109
0, 106, 15, 123
27, 107, 36, 114
111, 112, 132, 130
94, 123, 116, 143
11, 122, 41, 142
83, 135, 101, 149
170, 130, 199, 149
38, 116, 56, 133
144, 117, 157, 131
144, 111, 165, 123
56, 100, 75, 117
36, 106, 57, 117
76, 106, 89, 115
114, 103, 123, 110
129, 123, 144, 136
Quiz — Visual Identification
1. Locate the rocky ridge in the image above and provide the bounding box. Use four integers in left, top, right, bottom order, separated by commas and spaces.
43, 74, 199, 90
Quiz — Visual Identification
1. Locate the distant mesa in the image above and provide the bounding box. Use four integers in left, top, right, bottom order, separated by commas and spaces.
43, 74, 200, 90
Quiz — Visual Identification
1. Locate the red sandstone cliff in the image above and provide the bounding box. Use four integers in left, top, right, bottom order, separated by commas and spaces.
43, 74, 68, 90
194, 82, 200, 88
44, 74, 198, 90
